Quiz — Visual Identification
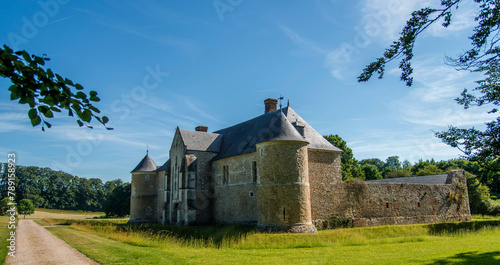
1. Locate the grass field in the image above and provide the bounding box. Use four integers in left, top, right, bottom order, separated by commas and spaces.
0, 216, 16, 265
44, 217, 500, 265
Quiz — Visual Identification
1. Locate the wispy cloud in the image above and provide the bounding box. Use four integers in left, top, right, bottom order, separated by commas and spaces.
279, 25, 328, 55
74, 8, 199, 55
393, 58, 494, 127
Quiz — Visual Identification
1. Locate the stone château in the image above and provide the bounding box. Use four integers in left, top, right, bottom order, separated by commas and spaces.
129, 98, 471, 232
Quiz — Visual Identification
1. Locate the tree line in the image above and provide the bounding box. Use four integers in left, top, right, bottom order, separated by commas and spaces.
324, 134, 500, 216
0, 164, 130, 217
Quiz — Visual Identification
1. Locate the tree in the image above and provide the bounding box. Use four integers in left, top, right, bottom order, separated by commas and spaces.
0, 197, 11, 216
357, 0, 500, 182
385, 156, 402, 169
18, 199, 35, 218
362, 164, 382, 180
359, 158, 385, 172
324, 134, 364, 180
0, 45, 111, 130
104, 183, 131, 217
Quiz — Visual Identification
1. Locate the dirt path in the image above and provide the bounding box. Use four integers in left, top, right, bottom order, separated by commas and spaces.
6, 220, 99, 265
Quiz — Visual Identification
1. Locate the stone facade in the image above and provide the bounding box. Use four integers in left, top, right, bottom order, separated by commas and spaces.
129, 98, 472, 232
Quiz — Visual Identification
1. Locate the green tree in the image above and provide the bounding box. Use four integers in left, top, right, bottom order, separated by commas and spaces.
466, 172, 494, 215
362, 164, 382, 180
359, 158, 385, 172
0, 197, 11, 216
324, 134, 364, 180
104, 183, 131, 217
357, 0, 500, 190
18, 198, 35, 218
385, 156, 402, 169
0, 45, 111, 130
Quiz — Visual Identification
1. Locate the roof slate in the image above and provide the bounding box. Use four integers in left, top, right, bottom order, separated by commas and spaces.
176, 106, 341, 161
282, 107, 342, 152
179, 130, 222, 152
366, 174, 448, 185
131, 154, 158, 172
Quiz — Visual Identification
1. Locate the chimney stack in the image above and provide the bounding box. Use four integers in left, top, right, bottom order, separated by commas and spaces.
264, 98, 278, 113
195, 126, 208, 132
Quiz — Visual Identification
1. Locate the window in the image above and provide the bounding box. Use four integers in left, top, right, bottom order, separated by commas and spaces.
145, 206, 152, 217
252, 161, 257, 182
223, 165, 229, 185
417, 202, 421, 208
145, 175, 150, 182
385, 202, 390, 208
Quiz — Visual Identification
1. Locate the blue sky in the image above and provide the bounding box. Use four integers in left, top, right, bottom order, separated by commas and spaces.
0, 0, 495, 182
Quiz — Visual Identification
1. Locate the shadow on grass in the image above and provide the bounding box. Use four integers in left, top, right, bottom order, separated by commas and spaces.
427, 220, 500, 235
428, 251, 500, 264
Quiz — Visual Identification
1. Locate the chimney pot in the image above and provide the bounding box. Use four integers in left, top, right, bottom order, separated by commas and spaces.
195, 126, 208, 132
264, 98, 278, 113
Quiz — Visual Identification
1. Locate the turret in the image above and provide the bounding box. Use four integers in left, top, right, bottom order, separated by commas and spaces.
255, 112, 317, 233
129, 153, 158, 223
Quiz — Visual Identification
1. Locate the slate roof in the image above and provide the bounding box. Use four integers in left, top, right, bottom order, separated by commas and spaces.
212, 110, 309, 160
131, 154, 158, 173
155, 159, 170, 172
179, 129, 222, 152
366, 174, 448, 185
176, 106, 341, 161
282, 107, 342, 152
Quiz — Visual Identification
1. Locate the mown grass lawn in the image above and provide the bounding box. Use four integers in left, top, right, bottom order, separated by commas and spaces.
46, 218, 500, 265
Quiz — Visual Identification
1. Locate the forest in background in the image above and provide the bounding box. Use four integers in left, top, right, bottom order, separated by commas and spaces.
0, 164, 130, 217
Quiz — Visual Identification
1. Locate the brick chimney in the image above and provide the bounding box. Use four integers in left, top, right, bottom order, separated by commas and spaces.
264, 98, 278, 113
195, 126, 208, 132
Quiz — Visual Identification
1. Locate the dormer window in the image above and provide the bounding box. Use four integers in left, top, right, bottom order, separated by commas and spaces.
292, 121, 305, 137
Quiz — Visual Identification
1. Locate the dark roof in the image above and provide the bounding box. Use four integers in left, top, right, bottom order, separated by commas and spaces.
282, 107, 342, 152
131, 154, 158, 172
212, 108, 334, 160
366, 174, 448, 185
179, 130, 222, 152
173, 106, 341, 161
155, 159, 170, 172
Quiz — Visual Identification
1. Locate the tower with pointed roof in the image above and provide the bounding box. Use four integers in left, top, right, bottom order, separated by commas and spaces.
129, 153, 159, 222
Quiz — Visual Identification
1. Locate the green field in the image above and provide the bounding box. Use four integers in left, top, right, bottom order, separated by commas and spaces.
43, 217, 500, 265
0, 216, 16, 264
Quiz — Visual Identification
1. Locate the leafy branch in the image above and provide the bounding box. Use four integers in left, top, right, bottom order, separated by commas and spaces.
0, 45, 112, 131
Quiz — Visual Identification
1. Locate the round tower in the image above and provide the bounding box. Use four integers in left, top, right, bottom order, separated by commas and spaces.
129, 153, 158, 223
255, 112, 317, 233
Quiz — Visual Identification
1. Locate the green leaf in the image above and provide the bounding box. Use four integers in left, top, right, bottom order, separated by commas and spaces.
44, 121, 52, 128
75, 84, 83, 90
77, 120, 83, 127
81, 109, 91, 122
34, 56, 45, 65
89, 95, 100, 102
43, 109, 54, 118
89, 91, 97, 96
30, 116, 41, 127
102, 116, 109, 124
75, 92, 86, 99
28, 108, 38, 119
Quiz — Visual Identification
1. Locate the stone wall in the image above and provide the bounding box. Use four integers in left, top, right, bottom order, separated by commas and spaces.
256, 141, 316, 233
308, 149, 342, 221
312, 170, 471, 229
212, 152, 258, 225
130, 172, 158, 222
187, 151, 217, 224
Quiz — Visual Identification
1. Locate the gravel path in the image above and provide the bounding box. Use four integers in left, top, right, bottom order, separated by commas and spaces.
6, 220, 99, 265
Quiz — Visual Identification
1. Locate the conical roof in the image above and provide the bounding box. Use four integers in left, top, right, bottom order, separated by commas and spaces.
131, 154, 158, 173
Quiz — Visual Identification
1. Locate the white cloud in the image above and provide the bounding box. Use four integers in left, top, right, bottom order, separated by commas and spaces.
394, 58, 494, 127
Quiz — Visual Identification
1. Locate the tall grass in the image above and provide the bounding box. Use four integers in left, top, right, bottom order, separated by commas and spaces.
50, 218, 500, 251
